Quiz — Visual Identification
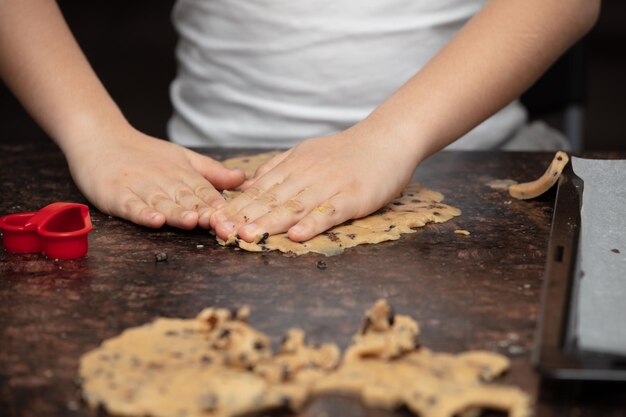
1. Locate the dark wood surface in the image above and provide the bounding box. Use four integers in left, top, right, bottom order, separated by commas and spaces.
1, 141, 625, 417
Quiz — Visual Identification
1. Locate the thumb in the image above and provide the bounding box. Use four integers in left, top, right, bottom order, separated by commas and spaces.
185, 150, 245, 190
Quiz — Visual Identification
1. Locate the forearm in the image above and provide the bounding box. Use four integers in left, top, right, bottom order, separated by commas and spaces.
0, 0, 131, 153
366, 0, 600, 163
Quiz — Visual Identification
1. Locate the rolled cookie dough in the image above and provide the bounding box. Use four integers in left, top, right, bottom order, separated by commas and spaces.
219, 153, 461, 256
508, 151, 569, 200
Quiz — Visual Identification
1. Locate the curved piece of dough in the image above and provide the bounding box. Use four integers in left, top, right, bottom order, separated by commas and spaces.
508, 151, 569, 200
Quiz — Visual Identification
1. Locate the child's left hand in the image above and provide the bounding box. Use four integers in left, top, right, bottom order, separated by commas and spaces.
210, 121, 422, 243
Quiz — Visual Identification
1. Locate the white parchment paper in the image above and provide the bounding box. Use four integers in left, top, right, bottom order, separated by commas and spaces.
572, 157, 626, 355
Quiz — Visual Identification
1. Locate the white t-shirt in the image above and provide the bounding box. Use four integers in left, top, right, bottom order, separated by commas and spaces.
168, 0, 527, 150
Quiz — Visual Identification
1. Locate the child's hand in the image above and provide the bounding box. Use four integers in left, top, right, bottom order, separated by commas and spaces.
65, 128, 245, 229
210, 121, 422, 242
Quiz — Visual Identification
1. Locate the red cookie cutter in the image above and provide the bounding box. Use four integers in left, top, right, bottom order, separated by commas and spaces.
0, 202, 92, 259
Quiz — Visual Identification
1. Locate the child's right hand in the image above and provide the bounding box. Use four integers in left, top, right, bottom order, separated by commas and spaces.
64, 127, 245, 229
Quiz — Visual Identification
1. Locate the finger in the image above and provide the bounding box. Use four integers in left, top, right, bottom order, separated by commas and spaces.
145, 189, 199, 230
113, 190, 167, 228
183, 177, 227, 228
209, 174, 276, 230
185, 149, 246, 190
170, 183, 215, 229
287, 194, 355, 242
241, 149, 292, 190
221, 182, 295, 233
211, 176, 299, 239
237, 191, 316, 242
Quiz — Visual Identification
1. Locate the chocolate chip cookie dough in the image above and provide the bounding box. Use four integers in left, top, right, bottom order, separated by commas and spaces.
79, 300, 530, 417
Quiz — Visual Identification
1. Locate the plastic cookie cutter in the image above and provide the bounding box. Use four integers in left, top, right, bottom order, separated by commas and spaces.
0, 202, 92, 259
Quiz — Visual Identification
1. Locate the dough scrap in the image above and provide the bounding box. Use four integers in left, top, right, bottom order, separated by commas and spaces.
508, 151, 569, 200
79, 300, 531, 417
486, 179, 519, 190
219, 153, 461, 256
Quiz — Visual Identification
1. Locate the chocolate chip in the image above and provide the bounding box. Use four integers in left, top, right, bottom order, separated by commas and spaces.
316, 260, 327, 270
155, 252, 168, 262
387, 307, 396, 326
433, 211, 441, 216
392, 202, 403, 206
96, 403, 108, 417
360, 317, 372, 335
199, 393, 218, 411
279, 395, 291, 407
413, 336, 421, 349
324, 231, 340, 242
346, 233, 356, 240
611, 248, 620, 254
258, 232, 269, 244
218, 329, 231, 339
557, 156, 563, 161
253, 340, 266, 350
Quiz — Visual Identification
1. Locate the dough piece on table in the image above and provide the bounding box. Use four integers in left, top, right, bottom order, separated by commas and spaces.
508, 151, 569, 200
486, 179, 519, 190
314, 299, 530, 417
217, 156, 462, 256
313, 351, 530, 417
344, 299, 419, 362
79, 300, 530, 417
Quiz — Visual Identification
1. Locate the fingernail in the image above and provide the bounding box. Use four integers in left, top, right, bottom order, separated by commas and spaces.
222, 221, 235, 231
240, 223, 258, 236
290, 225, 304, 235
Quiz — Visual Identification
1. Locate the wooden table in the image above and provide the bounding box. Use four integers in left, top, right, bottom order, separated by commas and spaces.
1, 140, 625, 417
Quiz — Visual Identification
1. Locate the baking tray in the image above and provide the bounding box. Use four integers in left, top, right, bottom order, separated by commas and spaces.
532, 163, 626, 381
